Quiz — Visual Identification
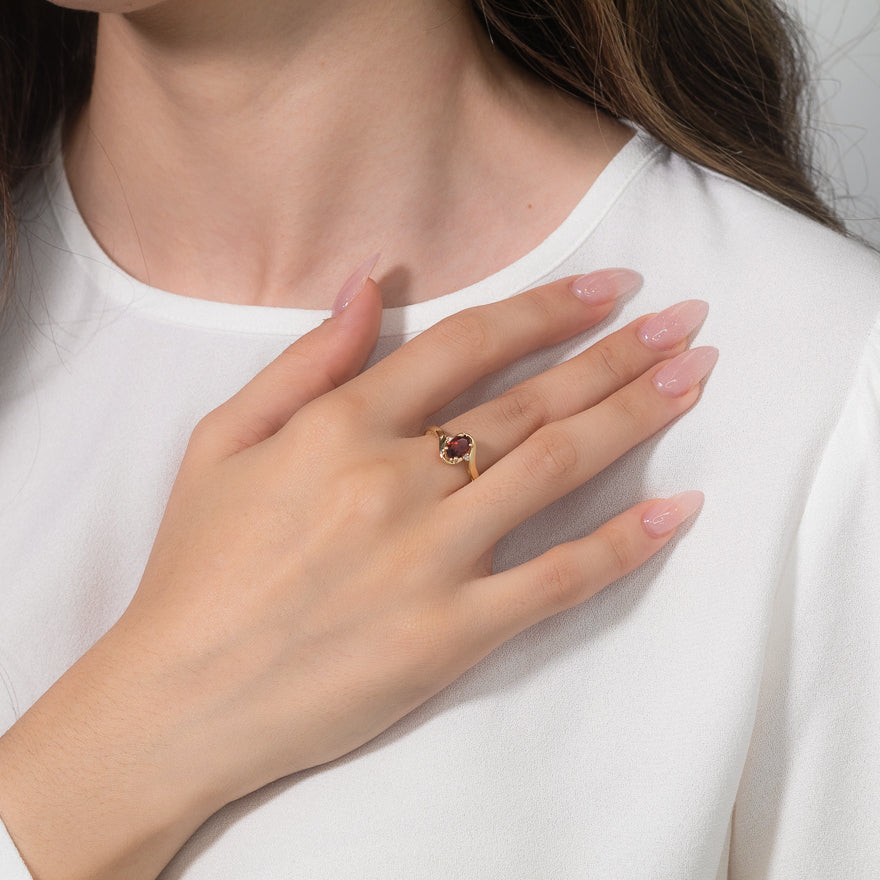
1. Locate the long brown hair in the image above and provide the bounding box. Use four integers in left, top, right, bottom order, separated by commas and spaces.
0, 0, 844, 312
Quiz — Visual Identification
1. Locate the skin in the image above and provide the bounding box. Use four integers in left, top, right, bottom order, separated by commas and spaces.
59, 0, 634, 307
0, 274, 709, 879
0, 3, 713, 878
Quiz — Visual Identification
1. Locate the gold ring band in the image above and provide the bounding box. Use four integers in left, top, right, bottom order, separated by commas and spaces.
425, 426, 479, 481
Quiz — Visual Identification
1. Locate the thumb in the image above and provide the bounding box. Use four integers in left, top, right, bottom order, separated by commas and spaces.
190, 254, 383, 463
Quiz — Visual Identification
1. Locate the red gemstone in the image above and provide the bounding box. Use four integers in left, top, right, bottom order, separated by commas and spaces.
445, 434, 472, 459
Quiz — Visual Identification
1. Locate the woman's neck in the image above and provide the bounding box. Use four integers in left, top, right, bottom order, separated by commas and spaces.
64, 0, 633, 309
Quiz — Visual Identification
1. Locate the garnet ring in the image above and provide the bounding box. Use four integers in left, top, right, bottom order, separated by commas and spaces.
425, 426, 480, 482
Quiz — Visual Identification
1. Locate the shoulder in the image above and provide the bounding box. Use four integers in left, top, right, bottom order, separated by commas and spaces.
632, 142, 879, 304
582, 137, 880, 449
608, 136, 879, 360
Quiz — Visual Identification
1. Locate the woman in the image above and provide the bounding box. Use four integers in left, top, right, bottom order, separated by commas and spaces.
0, 1, 877, 878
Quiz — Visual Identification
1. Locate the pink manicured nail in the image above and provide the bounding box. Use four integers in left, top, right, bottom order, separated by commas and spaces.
570, 269, 642, 304
332, 252, 381, 316
642, 490, 705, 538
652, 346, 719, 397
637, 300, 709, 350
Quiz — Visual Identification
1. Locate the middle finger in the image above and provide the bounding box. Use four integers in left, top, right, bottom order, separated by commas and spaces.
345, 271, 639, 435
434, 299, 710, 474
444, 344, 719, 554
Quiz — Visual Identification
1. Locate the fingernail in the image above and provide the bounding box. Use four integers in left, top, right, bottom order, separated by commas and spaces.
652, 346, 718, 397
332, 252, 381, 316
570, 269, 642, 304
637, 299, 709, 350
642, 490, 705, 538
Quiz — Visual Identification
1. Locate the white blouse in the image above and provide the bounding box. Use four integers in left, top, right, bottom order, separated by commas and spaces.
1, 129, 879, 878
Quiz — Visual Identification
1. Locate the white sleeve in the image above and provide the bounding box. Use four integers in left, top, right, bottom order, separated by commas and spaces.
0, 821, 32, 880
0, 685, 32, 878
729, 317, 880, 878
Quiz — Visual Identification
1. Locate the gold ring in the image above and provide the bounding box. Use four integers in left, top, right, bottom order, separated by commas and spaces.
425, 426, 479, 481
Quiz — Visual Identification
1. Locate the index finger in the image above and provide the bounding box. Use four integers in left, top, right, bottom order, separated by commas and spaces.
345, 269, 642, 434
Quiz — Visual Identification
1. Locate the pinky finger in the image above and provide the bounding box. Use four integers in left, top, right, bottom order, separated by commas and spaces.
464, 491, 705, 644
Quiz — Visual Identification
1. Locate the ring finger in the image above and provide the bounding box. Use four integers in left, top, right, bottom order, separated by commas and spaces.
428, 299, 709, 481
442, 344, 719, 554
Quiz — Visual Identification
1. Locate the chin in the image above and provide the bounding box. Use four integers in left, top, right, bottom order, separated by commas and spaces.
48, 0, 164, 11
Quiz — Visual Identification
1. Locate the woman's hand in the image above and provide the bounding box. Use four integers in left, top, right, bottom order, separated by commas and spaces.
0, 265, 715, 880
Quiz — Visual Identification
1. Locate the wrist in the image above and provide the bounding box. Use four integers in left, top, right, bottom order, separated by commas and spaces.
0, 624, 221, 880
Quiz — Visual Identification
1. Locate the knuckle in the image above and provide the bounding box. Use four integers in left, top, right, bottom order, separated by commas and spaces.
593, 339, 633, 386
433, 310, 495, 361
324, 386, 377, 428
607, 389, 648, 429
292, 390, 368, 445
495, 384, 550, 433
520, 287, 558, 328
188, 409, 222, 448
522, 425, 580, 482
601, 522, 637, 574
278, 342, 313, 372
290, 397, 338, 436
536, 548, 580, 610
279, 344, 346, 395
